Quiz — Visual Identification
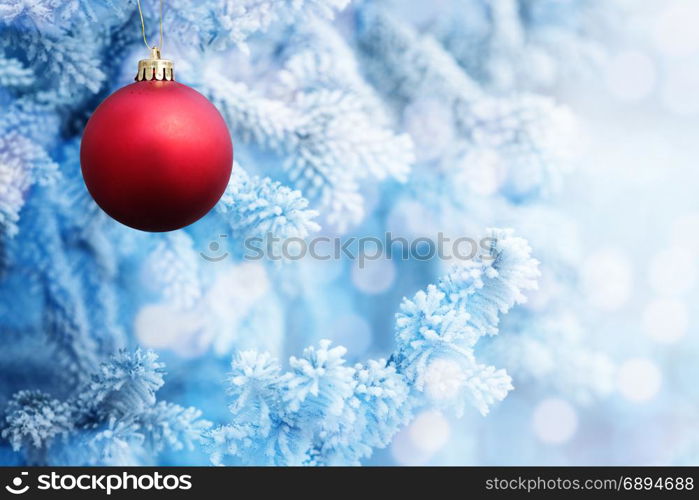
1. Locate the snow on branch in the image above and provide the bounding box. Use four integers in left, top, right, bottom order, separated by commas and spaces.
2, 350, 210, 465
356, 5, 576, 201
202, 74, 413, 230
205, 229, 538, 464
216, 164, 321, 243
151, 0, 351, 51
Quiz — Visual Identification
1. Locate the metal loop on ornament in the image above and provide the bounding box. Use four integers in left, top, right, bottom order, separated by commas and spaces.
135, 47, 175, 82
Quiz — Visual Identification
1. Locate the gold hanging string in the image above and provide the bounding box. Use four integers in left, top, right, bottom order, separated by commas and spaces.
134, 0, 173, 81
137, 0, 164, 50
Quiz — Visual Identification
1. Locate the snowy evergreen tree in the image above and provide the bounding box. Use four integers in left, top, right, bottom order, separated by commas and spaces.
0, 0, 631, 465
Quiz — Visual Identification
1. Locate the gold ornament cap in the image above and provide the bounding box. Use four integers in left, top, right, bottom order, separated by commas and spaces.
135, 47, 174, 82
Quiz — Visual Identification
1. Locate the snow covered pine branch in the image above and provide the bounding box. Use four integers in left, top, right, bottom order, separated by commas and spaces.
205, 229, 539, 465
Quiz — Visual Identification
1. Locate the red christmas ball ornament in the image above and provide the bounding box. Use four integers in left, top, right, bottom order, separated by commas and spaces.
81, 48, 233, 232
